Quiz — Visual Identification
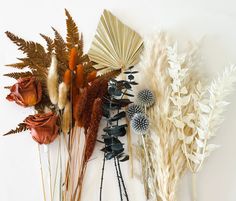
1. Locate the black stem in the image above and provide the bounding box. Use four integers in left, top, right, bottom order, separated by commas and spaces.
99, 152, 106, 201
114, 156, 123, 201
117, 157, 129, 201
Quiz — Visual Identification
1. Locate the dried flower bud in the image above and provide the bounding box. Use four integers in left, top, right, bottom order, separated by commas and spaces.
69, 47, 78, 71
47, 54, 59, 104
58, 82, 68, 110
62, 101, 71, 135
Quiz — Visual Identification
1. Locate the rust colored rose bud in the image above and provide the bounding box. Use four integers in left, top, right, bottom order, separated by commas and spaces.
24, 112, 59, 144
6, 76, 42, 107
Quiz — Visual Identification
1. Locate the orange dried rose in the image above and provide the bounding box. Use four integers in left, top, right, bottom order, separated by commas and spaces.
6, 77, 42, 107
24, 112, 58, 144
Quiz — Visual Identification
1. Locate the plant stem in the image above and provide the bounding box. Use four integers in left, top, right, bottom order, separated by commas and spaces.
192, 172, 196, 201
114, 156, 123, 201
38, 144, 47, 201
99, 152, 106, 201
117, 157, 129, 201
46, 145, 53, 201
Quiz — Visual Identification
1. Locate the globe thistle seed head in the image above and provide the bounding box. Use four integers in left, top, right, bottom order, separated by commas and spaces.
126, 104, 144, 120
137, 89, 155, 108
131, 113, 149, 134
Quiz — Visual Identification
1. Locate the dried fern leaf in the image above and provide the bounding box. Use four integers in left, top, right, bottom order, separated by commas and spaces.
5, 62, 28, 69
4, 86, 11, 89
4, 71, 33, 79
5, 31, 48, 66
65, 9, 81, 50
88, 9, 143, 73
40, 34, 54, 54
3, 123, 28, 136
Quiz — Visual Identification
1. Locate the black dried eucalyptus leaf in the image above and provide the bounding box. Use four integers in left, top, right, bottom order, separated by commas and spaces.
102, 107, 110, 118
103, 124, 128, 132
123, 92, 134, 97
105, 152, 114, 160
104, 127, 126, 137
111, 98, 132, 107
119, 155, 129, 162
109, 111, 126, 122
103, 102, 121, 110
124, 70, 139, 74
128, 74, 134, 80
130, 81, 138, 85
111, 143, 124, 151
124, 82, 132, 89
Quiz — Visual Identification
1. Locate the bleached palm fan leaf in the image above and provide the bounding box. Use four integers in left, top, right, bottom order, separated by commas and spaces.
88, 10, 143, 73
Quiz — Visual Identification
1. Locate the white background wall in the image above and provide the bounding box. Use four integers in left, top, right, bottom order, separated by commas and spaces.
0, 0, 236, 201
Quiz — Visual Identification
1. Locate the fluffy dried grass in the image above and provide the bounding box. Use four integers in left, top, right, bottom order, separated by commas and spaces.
135, 32, 201, 201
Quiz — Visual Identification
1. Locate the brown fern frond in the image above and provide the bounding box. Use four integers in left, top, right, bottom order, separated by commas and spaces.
4, 86, 11, 89
3, 123, 28, 136
40, 34, 54, 54
65, 9, 80, 50
97, 69, 121, 81
5, 62, 28, 69
4, 71, 33, 79
79, 33, 84, 51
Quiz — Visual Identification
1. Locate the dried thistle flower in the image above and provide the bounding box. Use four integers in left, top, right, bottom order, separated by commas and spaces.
47, 54, 59, 105
58, 82, 68, 110
126, 103, 144, 120
131, 113, 149, 134
137, 89, 155, 108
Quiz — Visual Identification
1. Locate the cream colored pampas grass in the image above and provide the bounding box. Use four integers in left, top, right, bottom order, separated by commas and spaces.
47, 54, 59, 105
58, 82, 68, 110
135, 33, 202, 201
62, 101, 71, 135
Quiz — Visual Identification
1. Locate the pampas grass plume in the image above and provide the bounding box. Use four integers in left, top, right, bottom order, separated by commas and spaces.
58, 82, 68, 110
47, 54, 59, 104
62, 101, 71, 135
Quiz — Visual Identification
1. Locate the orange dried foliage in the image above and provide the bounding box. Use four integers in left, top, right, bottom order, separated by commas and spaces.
84, 98, 102, 162
75, 64, 84, 88
69, 47, 78, 71
63, 69, 72, 86
87, 71, 97, 83
73, 88, 88, 127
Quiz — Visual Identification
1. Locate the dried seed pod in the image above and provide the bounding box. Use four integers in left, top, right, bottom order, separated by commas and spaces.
62, 101, 71, 135
58, 82, 68, 110
137, 89, 155, 108
47, 54, 59, 105
131, 113, 149, 134
126, 103, 144, 120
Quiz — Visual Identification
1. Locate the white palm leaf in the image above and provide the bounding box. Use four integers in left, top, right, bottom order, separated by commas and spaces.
88, 9, 143, 73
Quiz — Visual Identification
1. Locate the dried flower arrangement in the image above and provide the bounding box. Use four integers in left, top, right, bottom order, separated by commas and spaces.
2, 7, 236, 201
134, 32, 236, 201
3, 8, 143, 201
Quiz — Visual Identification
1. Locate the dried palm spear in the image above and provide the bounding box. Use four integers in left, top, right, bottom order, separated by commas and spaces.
88, 9, 143, 73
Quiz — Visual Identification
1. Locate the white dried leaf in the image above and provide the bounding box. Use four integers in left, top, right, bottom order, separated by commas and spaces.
172, 110, 181, 118
195, 137, 204, 148
181, 95, 191, 106
180, 87, 188, 94
206, 144, 220, 152
184, 135, 194, 144
198, 102, 211, 113
197, 127, 206, 139
187, 154, 200, 164
173, 119, 185, 129
178, 132, 185, 140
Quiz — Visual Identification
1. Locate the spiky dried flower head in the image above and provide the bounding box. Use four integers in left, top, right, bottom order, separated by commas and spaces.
137, 89, 155, 108
47, 54, 59, 105
131, 113, 149, 134
126, 103, 144, 120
